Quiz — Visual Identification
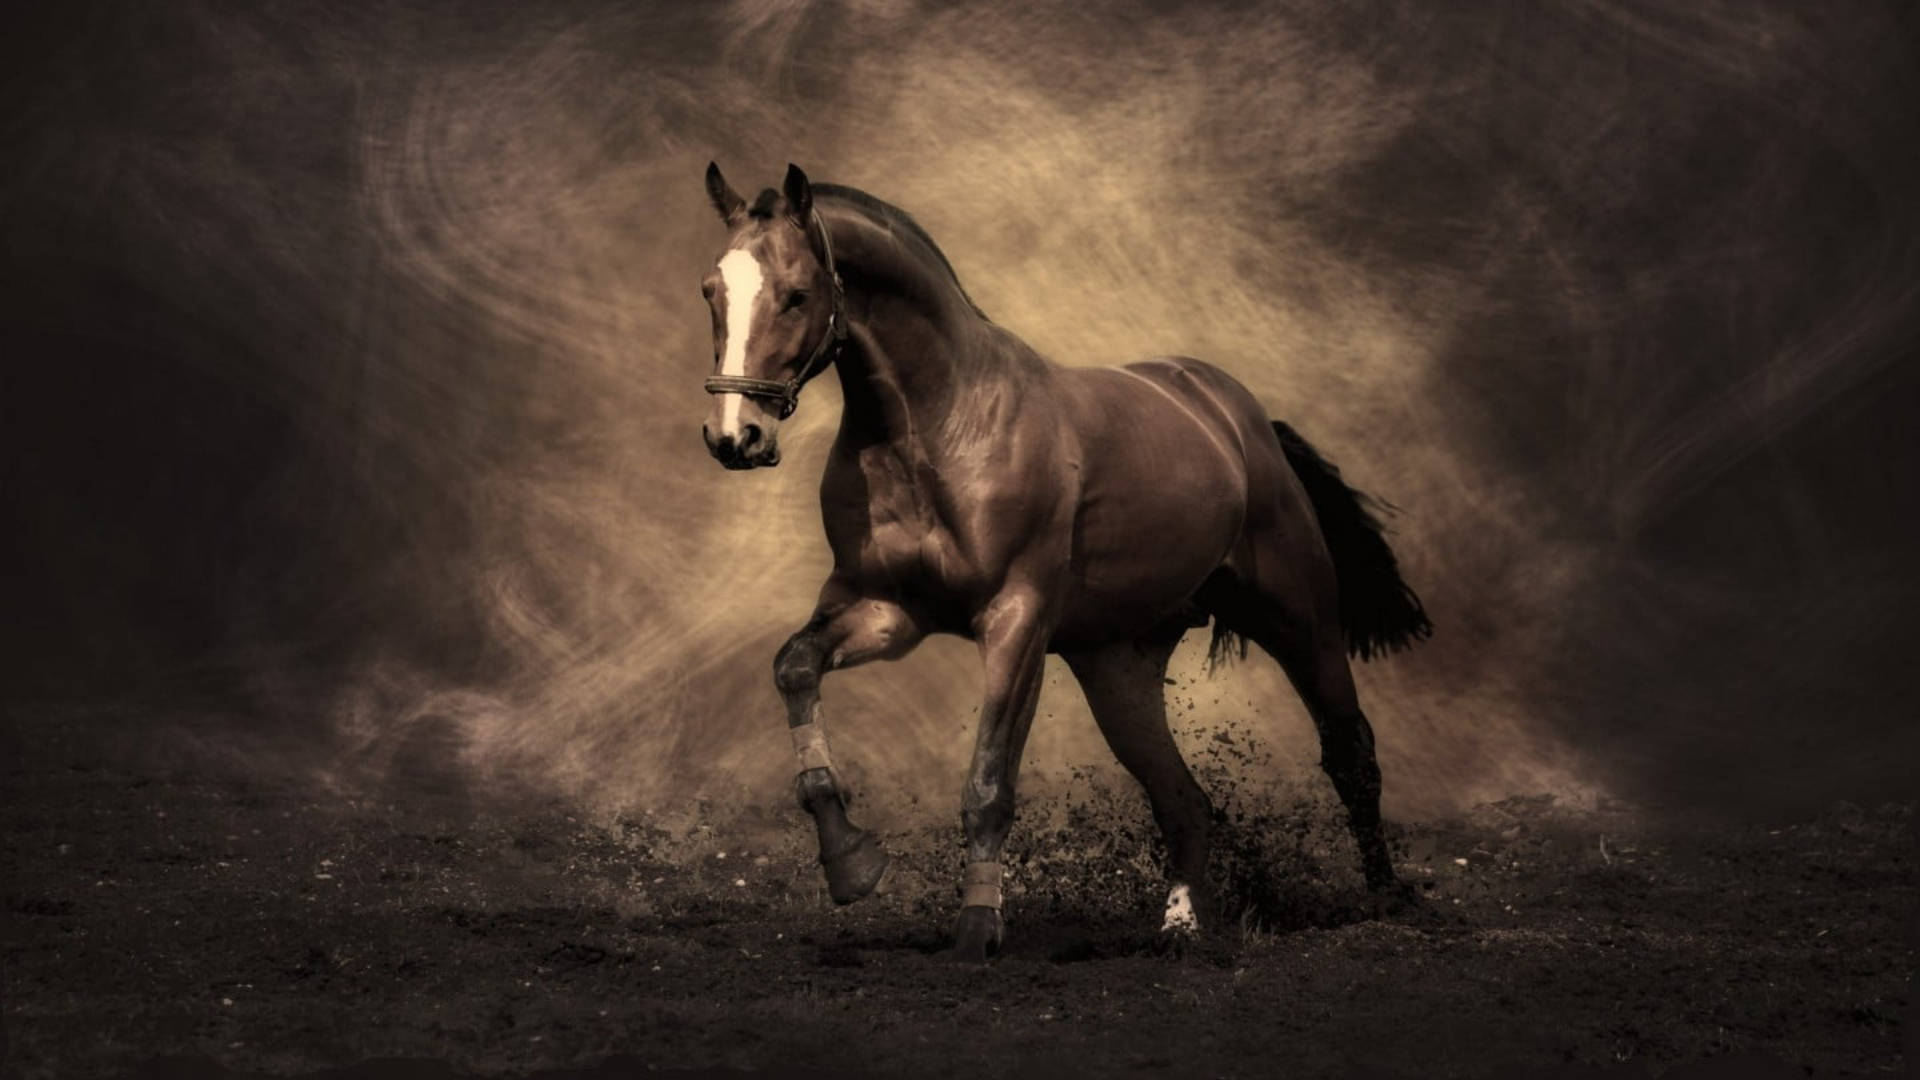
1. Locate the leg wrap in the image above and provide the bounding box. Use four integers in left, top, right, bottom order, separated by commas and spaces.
961, 860, 1003, 910
790, 720, 835, 774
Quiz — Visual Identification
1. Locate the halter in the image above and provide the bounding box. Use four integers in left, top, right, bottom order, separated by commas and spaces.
703, 209, 849, 421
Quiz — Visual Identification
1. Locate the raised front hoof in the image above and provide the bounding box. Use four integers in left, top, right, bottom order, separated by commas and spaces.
948, 905, 1003, 964
820, 831, 890, 906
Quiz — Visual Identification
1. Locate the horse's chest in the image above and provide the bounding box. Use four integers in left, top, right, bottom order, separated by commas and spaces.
824, 455, 977, 598
863, 518, 960, 587
857, 493, 969, 589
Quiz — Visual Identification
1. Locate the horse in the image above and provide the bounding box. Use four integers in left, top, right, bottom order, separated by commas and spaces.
695, 163, 1432, 962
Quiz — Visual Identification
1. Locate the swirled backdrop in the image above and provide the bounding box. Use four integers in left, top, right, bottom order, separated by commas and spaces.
6, 0, 1916, 823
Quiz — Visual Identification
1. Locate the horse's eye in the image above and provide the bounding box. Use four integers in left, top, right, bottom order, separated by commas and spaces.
783, 290, 809, 312
701, 282, 715, 300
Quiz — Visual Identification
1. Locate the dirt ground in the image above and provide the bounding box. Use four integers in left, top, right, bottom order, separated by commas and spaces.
3, 709, 1913, 1079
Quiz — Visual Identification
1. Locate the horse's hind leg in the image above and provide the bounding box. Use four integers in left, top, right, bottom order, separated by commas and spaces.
1063, 625, 1215, 934
1210, 583, 1400, 895
774, 588, 925, 905
1282, 636, 1399, 894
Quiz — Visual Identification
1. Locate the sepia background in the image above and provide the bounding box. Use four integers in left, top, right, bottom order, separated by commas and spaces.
6, 0, 1917, 828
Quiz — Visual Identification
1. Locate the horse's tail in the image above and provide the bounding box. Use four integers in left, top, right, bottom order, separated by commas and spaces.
1208, 421, 1432, 667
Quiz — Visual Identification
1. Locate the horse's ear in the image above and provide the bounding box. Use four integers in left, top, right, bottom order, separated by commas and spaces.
782, 163, 813, 222
706, 161, 745, 223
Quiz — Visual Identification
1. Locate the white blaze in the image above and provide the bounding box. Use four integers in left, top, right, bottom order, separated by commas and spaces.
1162, 883, 1198, 933
715, 246, 765, 436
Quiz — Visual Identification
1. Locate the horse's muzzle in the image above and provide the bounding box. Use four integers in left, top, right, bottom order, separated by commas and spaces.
703, 423, 781, 470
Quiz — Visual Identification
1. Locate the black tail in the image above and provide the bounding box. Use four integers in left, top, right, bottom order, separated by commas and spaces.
1209, 421, 1433, 667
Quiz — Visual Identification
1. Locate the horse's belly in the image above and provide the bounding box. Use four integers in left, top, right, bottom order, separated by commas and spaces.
1054, 504, 1239, 646
1053, 476, 1243, 648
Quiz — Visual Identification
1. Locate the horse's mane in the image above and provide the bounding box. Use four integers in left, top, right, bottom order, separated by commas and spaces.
806, 182, 990, 321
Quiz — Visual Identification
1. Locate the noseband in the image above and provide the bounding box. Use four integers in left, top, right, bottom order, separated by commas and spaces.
703, 209, 849, 421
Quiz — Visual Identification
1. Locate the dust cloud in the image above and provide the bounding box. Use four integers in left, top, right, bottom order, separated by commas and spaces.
5, 0, 1916, 825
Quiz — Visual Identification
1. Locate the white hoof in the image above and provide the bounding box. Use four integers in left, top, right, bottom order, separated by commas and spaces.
1160, 883, 1199, 934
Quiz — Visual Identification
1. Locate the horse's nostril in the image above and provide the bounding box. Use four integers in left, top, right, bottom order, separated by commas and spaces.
742, 423, 763, 450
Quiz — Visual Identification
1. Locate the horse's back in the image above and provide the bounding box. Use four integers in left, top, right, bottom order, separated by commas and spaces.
1070, 355, 1298, 492
1113, 356, 1278, 450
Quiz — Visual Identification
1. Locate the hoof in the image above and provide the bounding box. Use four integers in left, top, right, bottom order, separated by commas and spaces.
1151, 925, 1238, 967
1149, 925, 1198, 959
1367, 875, 1421, 917
949, 905, 1003, 964
820, 830, 890, 906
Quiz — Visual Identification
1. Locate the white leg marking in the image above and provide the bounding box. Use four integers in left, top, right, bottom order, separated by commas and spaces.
1162, 883, 1198, 933
716, 247, 765, 437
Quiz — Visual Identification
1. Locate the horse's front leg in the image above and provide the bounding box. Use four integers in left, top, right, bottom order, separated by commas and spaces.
952, 585, 1053, 963
774, 591, 924, 904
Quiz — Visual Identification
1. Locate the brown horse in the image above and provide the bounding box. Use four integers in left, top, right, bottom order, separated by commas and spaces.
697, 163, 1431, 962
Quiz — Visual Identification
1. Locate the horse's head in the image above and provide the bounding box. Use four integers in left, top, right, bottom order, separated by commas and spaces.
699, 162, 845, 470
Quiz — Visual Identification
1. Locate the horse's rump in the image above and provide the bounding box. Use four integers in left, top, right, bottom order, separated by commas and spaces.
1045, 362, 1257, 644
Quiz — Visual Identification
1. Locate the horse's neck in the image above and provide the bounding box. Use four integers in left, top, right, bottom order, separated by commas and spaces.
821, 205, 988, 448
